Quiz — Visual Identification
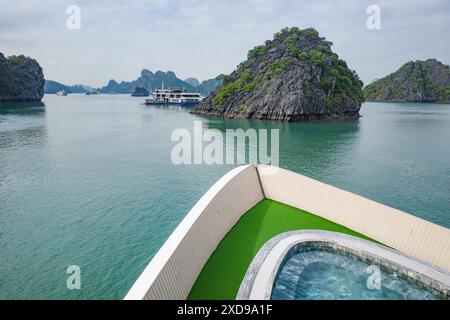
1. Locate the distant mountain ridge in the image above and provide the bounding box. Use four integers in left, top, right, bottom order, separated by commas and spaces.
364, 59, 450, 103
46, 70, 222, 96
99, 69, 221, 96
184, 77, 200, 87
100, 70, 193, 94
196, 78, 223, 96
44, 80, 93, 94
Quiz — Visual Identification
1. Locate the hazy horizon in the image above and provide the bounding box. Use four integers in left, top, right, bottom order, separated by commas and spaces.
1, 0, 449, 87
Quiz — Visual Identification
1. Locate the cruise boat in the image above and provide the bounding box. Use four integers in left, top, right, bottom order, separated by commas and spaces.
125, 165, 450, 300
144, 87, 203, 107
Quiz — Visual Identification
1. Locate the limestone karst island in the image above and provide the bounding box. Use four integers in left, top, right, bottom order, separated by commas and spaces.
0, 53, 44, 102
363, 59, 450, 103
192, 28, 364, 121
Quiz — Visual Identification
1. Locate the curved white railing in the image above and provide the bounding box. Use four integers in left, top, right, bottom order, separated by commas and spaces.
125, 165, 263, 300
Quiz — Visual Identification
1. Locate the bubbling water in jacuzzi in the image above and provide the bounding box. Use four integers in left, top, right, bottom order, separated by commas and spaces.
271, 246, 442, 300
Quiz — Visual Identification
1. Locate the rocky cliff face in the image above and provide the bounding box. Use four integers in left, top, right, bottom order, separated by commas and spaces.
0, 53, 44, 102
192, 27, 364, 121
364, 59, 450, 103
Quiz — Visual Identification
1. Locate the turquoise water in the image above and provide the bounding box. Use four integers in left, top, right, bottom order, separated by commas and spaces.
271, 247, 441, 300
0, 95, 449, 299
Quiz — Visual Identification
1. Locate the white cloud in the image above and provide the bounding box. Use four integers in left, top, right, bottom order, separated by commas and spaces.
0, 0, 449, 87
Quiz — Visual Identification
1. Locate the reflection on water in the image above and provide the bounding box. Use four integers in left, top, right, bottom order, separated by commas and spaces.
0, 101, 48, 148
0, 101, 45, 116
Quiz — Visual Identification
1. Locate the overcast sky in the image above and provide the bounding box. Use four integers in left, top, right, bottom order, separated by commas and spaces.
1, 0, 449, 87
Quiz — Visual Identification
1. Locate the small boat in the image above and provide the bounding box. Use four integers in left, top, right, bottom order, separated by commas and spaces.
86, 90, 100, 95
56, 90, 68, 96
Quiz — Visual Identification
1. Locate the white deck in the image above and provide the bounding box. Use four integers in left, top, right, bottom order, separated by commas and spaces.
125, 164, 450, 300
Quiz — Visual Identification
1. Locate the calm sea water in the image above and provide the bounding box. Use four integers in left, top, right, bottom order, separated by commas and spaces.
0, 94, 449, 299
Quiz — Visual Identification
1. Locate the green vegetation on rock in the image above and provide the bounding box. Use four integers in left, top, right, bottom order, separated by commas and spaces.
0, 53, 44, 102
247, 45, 266, 59
213, 70, 253, 106
268, 58, 292, 77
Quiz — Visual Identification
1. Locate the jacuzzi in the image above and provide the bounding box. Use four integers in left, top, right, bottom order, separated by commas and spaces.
237, 230, 450, 300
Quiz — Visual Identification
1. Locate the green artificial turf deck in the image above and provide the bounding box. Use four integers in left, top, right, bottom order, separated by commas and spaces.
188, 199, 374, 300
